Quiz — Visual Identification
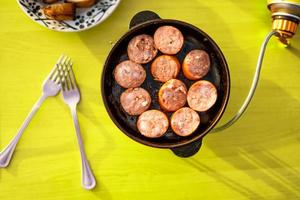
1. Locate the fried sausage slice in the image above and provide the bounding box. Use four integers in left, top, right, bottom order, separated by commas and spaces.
120, 88, 151, 116
171, 107, 200, 137
151, 55, 181, 82
158, 79, 187, 112
114, 60, 146, 88
137, 110, 169, 138
127, 34, 158, 64
183, 49, 210, 80
187, 80, 217, 112
154, 26, 184, 55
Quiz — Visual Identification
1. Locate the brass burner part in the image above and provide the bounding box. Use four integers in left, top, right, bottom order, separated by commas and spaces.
272, 18, 298, 38
268, 0, 300, 44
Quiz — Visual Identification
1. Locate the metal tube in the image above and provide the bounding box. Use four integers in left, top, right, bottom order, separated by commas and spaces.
211, 30, 278, 133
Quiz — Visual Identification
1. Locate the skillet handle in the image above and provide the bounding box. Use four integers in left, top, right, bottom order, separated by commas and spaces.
129, 10, 161, 29
171, 139, 203, 158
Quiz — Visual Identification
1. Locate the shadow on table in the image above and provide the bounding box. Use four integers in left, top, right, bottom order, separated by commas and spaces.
230, 0, 300, 59
0, 91, 115, 179
229, 0, 270, 26
180, 58, 300, 198
287, 35, 300, 58
184, 158, 265, 199
179, 2, 300, 200
200, 76, 300, 199
0, 99, 75, 177
187, 6, 300, 194
75, 83, 117, 160
91, 179, 113, 200
74, 0, 300, 198
76, 0, 134, 62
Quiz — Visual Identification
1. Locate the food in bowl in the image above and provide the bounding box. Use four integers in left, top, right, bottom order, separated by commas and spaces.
65, 0, 96, 8
41, 0, 96, 21
42, 2, 76, 21
43, 0, 59, 3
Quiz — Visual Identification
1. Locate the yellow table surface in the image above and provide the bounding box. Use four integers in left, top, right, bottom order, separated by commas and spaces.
1, 0, 300, 199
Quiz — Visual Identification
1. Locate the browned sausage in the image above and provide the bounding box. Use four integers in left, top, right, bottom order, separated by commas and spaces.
114, 60, 146, 88
43, 0, 59, 3
187, 80, 217, 112
154, 26, 184, 55
171, 107, 200, 137
127, 34, 158, 64
65, 0, 96, 8
183, 49, 210, 80
137, 110, 169, 138
151, 55, 181, 82
158, 79, 187, 112
42, 3, 76, 21
120, 88, 151, 116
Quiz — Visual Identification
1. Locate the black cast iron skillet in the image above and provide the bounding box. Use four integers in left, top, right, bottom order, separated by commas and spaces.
101, 11, 230, 157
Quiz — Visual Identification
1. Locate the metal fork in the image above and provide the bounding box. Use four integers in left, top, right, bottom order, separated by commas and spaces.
0, 56, 64, 168
58, 56, 96, 190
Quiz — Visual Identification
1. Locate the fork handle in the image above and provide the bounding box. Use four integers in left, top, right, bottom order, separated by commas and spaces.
70, 107, 96, 190
0, 95, 47, 168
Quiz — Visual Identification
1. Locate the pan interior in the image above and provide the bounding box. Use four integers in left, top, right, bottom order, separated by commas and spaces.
102, 20, 230, 148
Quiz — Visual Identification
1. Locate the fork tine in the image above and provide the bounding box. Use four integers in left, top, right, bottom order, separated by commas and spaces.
49, 54, 65, 81
62, 57, 72, 90
57, 57, 68, 91
50, 67, 59, 81
68, 62, 77, 89
65, 65, 73, 90
60, 56, 70, 79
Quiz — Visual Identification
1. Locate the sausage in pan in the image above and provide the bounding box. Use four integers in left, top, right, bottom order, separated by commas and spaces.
171, 107, 200, 137
158, 79, 187, 112
187, 80, 217, 112
151, 55, 181, 82
120, 88, 151, 115
127, 34, 158, 64
114, 60, 146, 88
154, 26, 184, 55
183, 49, 210, 80
137, 110, 169, 138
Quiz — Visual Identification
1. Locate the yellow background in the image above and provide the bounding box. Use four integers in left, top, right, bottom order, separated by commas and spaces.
1, 0, 300, 199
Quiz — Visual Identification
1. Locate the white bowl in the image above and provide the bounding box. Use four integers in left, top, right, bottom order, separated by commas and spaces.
17, 0, 121, 32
